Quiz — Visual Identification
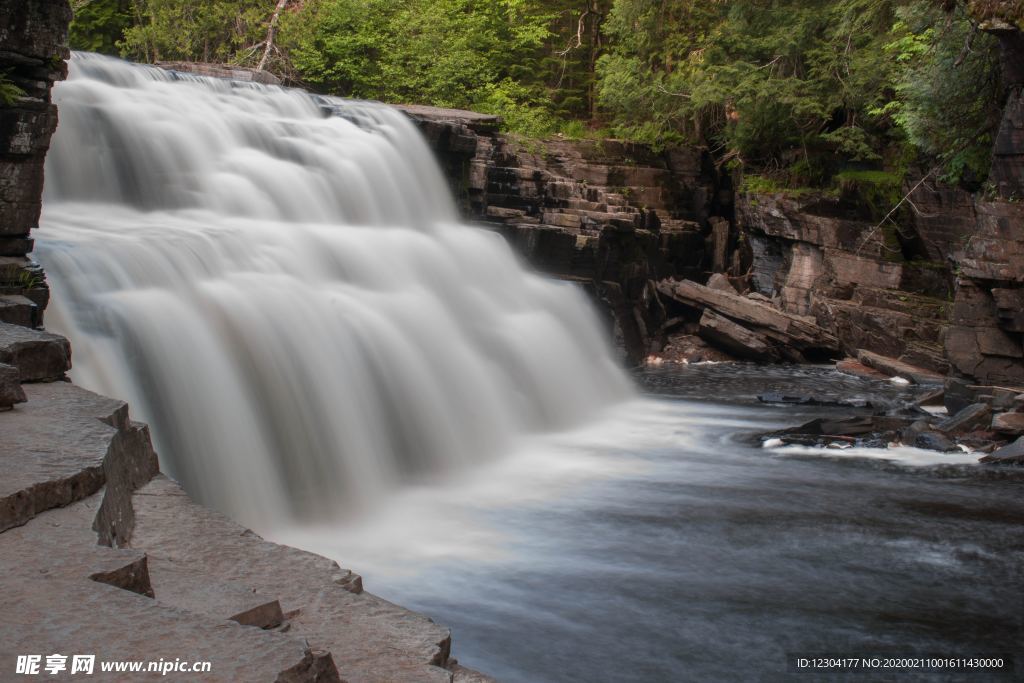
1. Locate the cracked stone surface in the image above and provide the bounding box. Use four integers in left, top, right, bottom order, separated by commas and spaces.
131, 475, 457, 683
0, 496, 338, 682
0, 382, 126, 532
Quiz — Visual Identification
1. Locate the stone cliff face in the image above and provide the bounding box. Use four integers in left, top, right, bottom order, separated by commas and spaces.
0, 0, 71, 328
402, 105, 726, 364
405, 47, 1023, 386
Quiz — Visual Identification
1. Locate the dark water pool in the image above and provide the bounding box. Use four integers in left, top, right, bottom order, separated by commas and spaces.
302, 365, 1024, 682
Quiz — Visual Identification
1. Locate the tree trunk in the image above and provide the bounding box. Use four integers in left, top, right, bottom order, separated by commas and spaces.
256, 0, 290, 73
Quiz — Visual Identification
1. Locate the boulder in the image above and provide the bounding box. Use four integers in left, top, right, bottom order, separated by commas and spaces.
992, 411, 1024, 436
856, 349, 946, 385
0, 321, 71, 381
657, 279, 839, 359
936, 403, 993, 435
979, 437, 1024, 465
698, 309, 777, 361
944, 377, 977, 414
0, 362, 26, 409
706, 272, 737, 294
914, 431, 959, 453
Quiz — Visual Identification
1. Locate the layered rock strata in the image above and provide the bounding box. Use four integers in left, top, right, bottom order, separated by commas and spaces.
401, 105, 724, 364
0, 0, 69, 327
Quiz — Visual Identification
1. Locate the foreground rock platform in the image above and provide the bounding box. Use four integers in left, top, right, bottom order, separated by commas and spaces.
0, 376, 492, 682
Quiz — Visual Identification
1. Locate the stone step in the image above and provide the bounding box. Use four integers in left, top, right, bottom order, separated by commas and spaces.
0, 321, 70, 381
0, 294, 39, 327
147, 557, 285, 629
0, 496, 340, 682
0, 382, 157, 533
130, 475, 456, 683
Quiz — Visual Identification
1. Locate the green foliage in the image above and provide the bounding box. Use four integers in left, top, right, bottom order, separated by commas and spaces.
875, 4, 1002, 186
0, 71, 25, 106
65, 0, 1008, 185
70, 0, 133, 55
121, 0, 270, 63
284, 0, 565, 135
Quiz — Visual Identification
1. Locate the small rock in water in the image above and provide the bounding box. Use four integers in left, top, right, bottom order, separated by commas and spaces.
914, 431, 959, 453
890, 376, 911, 385
992, 411, 1024, 436
936, 403, 992, 435
979, 436, 1024, 465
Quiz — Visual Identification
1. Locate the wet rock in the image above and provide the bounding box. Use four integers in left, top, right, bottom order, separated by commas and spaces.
936, 403, 993, 435
856, 349, 946, 386
914, 431, 959, 453
757, 393, 870, 409
0, 321, 71, 381
992, 411, 1024, 436
768, 415, 916, 448
944, 377, 976, 415
0, 362, 26, 409
979, 436, 1024, 465
901, 419, 932, 444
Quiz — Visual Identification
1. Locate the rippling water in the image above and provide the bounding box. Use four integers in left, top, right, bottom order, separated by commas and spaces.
277, 365, 1024, 682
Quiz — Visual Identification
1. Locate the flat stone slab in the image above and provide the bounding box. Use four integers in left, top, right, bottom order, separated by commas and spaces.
0, 382, 125, 532
836, 358, 889, 381
658, 278, 839, 359
148, 557, 285, 629
0, 497, 339, 682
130, 475, 456, 682
396, 103, 500, 125
0, 321, 70, 381
992, 411, 1024, 436
0, 294, 38, 327
980, 436, 1024, 465
857, 349, 946, 385
698, 309, 777, 361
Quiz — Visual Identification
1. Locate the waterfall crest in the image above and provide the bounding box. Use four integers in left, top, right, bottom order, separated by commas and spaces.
38, 53, 632, 527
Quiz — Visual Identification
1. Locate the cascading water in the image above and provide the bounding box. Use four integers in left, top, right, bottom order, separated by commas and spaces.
38, 52, 632, 529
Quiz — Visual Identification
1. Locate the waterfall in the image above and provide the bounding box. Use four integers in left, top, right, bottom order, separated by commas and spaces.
37, 53, 632, 529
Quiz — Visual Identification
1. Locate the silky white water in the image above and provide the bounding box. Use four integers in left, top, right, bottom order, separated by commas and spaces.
38, 53, 632, 529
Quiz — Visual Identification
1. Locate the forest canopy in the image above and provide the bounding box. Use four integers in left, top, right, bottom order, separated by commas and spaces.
69, 0, 1006, 189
